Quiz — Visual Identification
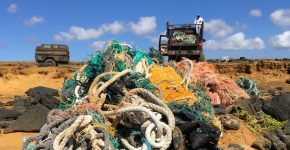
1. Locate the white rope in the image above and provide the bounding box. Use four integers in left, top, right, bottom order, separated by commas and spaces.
53, 115, 92, 150
102, 106, 163, 133
181, 59, 193, 90
76, 64, 88, 82
121, 43, 133, 49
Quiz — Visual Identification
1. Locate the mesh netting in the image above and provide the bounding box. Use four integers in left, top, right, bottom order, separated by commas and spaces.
236, 77, 260, 97
176, 58, 250, 109
35, 39, 253, 149
167, 86, 215, 125
149, 64, 197, 105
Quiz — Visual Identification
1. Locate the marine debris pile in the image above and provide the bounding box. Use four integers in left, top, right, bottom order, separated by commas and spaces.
19, 40, 290, 150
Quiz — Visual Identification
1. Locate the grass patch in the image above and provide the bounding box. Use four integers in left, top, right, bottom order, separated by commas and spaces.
232, 107, 288, 136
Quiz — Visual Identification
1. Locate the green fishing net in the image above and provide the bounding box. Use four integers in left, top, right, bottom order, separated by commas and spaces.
236, 77, 260, 97
167, 86, 215, 124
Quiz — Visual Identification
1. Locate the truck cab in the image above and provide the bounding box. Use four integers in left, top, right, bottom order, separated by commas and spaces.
159, 22, 206, 62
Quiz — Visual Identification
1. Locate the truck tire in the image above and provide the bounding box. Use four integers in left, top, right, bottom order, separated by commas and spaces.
45, 59, 56, 66
198, 53, 205, 62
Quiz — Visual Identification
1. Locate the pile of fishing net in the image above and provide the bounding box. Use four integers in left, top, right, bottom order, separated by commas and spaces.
22, 40, 226, 150
172, 30, 197, 45
175, 57, 251, 110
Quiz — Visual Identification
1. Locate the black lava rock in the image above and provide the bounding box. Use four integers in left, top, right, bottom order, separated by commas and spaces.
262, 93, 290, 121
264, 130, 287, 150
32, 94, 60, 110
275, 129, 290, 149
212, 104, 227, 114
4, 104, 50, 133
275, 87, 284, 91
0, 108, 22, 121
25, 86, 59, 97
286, 79, 290, 84
233, 97, 264, 116
0, 120, 15, 128
251, 137, 271, 150
283, 122, 290, 134
13, 96, 31, 113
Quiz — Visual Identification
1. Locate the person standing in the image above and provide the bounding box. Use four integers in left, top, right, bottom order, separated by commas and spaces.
194, 14, 204, 35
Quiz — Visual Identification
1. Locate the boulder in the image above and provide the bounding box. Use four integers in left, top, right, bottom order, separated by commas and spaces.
4, 104, 49, 133
221, 114, 240, 130
233, 97, 264, 116
32, 94, 60, 110
25, 86, 59, 97
275, 129, 290, 149
212, 104, 228, 114
0, 108, 22, 121
262, 93, 290, 121
0, 120, 15, 128
251, 137, 271, 150
172, 126, 186, 150
283, 122, 290, 134
264, 130, 287, 150
13, 96, 31, 113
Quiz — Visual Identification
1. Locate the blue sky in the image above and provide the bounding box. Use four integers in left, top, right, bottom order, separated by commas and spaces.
1, 1, 290, 61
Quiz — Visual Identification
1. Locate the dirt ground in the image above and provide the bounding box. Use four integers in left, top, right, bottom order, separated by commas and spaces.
0, 60, 289, 149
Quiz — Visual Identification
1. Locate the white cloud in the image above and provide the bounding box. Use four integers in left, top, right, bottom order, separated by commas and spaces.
235, 22, 248, 30
204, 19, 234, 38
250, 9, 262, 17
53, 35, 64, 42
24, 16, 44, 26
26, 35, 40, 44
100, 21, 126, 34
87, 40, 108, 51
269, 31, 290, 50
7, 3, 18, 13
128, 16, 156, 35
67, 26, 104, 41
204, 32, 265, 50
145, 31, 167, 44
270, 9, 290, 26
54, 16, 157, 42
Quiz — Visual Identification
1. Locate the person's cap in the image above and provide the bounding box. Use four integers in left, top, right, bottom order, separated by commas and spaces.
197, 14, 200, 16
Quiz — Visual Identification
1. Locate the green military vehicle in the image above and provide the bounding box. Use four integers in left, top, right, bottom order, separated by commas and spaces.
35, 44, 70, 66
158, 22, 206, 62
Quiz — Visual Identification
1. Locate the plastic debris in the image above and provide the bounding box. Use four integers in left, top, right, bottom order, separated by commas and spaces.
22, 40, 253, 149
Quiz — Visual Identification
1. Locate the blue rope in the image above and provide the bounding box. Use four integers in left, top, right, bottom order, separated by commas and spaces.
236, 77, 260, 97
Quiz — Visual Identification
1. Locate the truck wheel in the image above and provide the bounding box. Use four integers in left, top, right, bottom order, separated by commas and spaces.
45, 59, 56, 66
198, 53, 205, 62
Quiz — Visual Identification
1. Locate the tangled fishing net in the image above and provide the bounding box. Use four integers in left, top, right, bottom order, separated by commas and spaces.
175, 57, 250, 110
149, 64, 197, 105
22, 40, 236, 150
236, 77, 260, 97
